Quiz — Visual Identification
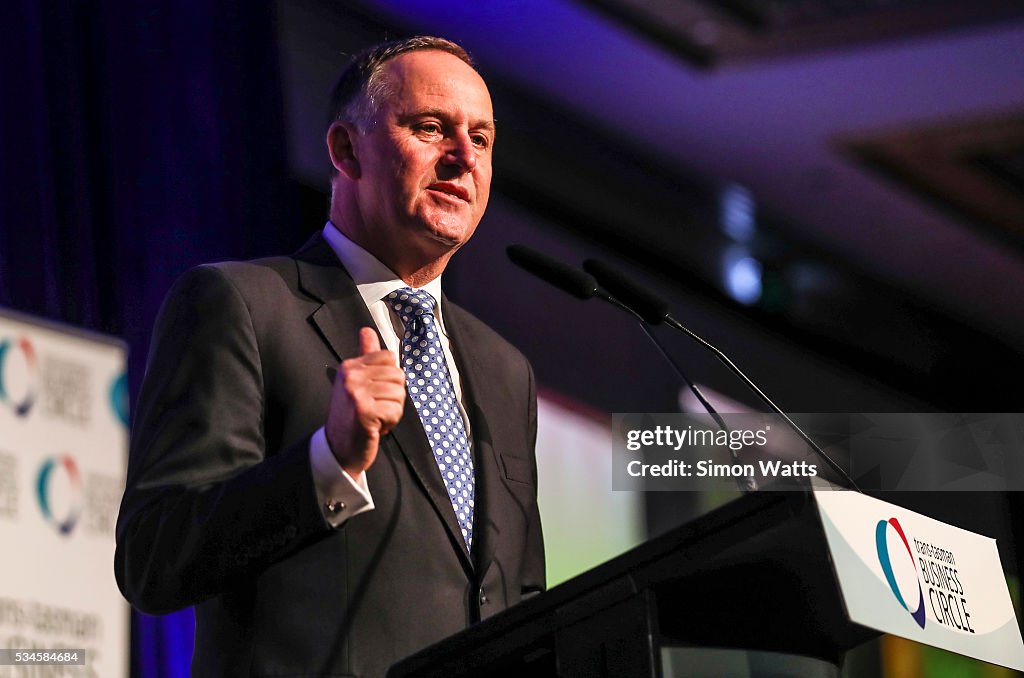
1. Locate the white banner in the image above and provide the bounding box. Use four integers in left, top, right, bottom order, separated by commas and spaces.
0, 309, 128, 677
816, 488, 1024, 671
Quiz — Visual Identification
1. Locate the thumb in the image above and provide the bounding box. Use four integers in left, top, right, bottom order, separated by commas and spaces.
359, 326, 381, 355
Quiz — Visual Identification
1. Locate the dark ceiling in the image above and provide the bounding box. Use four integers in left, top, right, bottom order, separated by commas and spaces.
278, 0, 1024, 409
585, 0, 1024, 66
350, 0, 1024, 349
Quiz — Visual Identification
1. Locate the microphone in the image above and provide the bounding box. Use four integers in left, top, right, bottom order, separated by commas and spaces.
582, 257, 861, 492
507, 245, 756, 492
506, 245, 646, 319
506, 245, 600, 301
582, 259, 669, 324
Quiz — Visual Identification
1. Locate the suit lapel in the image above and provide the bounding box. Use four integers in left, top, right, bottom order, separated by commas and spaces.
295, 234, 474, 573
295, 234, 371, 363
443, 300, 503, 578
390, 412, 475, 570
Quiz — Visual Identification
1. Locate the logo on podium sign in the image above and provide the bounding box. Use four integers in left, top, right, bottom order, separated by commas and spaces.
876, 517, 926, 628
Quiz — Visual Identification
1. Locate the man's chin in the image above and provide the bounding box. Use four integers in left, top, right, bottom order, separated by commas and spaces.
425, 231, 464, 249
419, 217, 477, 250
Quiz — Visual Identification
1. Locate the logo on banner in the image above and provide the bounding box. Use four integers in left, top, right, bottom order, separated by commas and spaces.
0, 335, 39, 417
109, 372, 129, 427
876, 517, 927, 628
36, 455, 83, 535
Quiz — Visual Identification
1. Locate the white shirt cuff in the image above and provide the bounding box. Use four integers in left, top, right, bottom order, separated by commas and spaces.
309, 427, 375, 527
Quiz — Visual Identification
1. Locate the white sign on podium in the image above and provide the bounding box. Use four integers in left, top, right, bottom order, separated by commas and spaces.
815, 488, 1024, 671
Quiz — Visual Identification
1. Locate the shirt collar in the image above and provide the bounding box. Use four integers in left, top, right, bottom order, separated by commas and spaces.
322, 221, 446, 321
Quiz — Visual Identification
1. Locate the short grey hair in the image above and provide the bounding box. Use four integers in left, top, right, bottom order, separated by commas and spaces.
327, 36, 475, 131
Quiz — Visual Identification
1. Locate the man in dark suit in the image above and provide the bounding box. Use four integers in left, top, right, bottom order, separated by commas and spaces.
115, 36, 545, 677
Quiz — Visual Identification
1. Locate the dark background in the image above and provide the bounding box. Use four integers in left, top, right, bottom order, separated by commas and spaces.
3, 1, 1022, 675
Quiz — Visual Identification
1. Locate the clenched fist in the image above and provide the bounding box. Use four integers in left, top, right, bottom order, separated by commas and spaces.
325, 327, 406, 476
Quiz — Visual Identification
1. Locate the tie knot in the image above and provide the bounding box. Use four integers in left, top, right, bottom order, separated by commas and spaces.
387, 287, 436, 327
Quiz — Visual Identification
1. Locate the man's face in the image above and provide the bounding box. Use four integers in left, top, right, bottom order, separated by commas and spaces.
350, 50, 494, 265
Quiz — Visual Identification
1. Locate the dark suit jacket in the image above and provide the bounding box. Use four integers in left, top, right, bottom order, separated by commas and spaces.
114, 234, 545, 677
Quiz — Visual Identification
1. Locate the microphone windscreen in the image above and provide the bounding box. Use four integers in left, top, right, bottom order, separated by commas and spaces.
582, 259, 670, 324
507, 245, 598, 301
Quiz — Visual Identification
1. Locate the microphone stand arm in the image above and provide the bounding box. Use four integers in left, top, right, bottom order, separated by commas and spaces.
663, 315, 862, 493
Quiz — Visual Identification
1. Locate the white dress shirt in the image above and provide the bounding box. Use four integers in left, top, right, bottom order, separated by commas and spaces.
310, 221, 472, 527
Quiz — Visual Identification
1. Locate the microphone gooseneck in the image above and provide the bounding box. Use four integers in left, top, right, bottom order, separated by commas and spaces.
507, 245, 755, 493
582, 258, 862, 493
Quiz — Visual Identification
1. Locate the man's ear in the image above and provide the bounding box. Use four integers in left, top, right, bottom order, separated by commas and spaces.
327, 122, 360, 180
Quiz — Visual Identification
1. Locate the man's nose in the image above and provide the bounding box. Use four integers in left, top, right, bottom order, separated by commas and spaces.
441, 132, 477, 173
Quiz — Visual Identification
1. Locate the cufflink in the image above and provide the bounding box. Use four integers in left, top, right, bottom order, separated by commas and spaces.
324, 500, 346, 515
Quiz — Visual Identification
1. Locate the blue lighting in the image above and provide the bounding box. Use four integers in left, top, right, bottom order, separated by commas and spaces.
720, 183, 756, 242
723, 246, 763, 305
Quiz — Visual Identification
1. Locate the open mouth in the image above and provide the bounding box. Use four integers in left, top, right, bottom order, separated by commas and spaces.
427, 182, 470, 202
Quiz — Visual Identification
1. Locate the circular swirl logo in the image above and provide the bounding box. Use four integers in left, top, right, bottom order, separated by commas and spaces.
109, 372, 129, 427
0, 336, 39, 417
36, 455, 83, 536
876, 517, 926, 629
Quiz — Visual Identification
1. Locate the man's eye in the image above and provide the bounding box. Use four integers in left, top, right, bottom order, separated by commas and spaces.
417, 123, 442, 135
471, 134, 490, 148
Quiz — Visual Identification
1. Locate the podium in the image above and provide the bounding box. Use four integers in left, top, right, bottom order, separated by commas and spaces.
389, 488, 878, 677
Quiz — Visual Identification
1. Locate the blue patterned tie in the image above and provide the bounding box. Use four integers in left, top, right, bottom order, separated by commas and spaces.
387, 288, 474, 549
